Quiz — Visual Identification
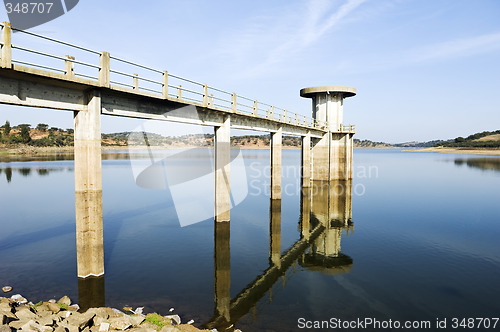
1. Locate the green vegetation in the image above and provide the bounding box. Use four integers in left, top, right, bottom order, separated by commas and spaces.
58, 302, 68, 310
143, 313, 168, 328
436, 130, 500, 148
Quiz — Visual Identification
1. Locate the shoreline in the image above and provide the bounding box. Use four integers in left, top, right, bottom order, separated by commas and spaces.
0, 292, 213, 331
402, 147, 500, 156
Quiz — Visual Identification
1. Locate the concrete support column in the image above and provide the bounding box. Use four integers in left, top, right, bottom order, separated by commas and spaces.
301, 133, 311, 187
269, 199, 281, 268
330, 133, 348, 180
214, 116, 231, 222
311, 133, 330, 181
270, 127, 282, 200
214, 221, 230, 322
346, 134, 354, 180
74, 89, 104, 278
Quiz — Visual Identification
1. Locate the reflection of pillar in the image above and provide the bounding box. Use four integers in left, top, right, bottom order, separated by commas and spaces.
269, 199, 281, 268
310, 180, 330, 225
329, 180, 352, 225
301, 133, 311, 187
74, 90, 104, 278
300, 186, 311, 240
270, 128, 282, 199
214, 222, 230, 321
311, 134, 330, 181
78, 276, 105, 311
215, 116, 231, 222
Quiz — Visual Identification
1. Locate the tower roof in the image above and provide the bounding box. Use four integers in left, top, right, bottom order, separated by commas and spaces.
300, 86, 356, 98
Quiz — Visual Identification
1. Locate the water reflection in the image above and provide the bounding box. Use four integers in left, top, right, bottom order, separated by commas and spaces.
204, 180, 354, 330
454, 157, 500, 172
0, 166, 66, 182
78, 276, 105, 311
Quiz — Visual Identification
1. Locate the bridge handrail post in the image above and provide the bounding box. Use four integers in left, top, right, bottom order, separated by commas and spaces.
177, 85, 182, 99
295, 113, 298, 125
231, 93, 237, 112
162, 71, 168, 98
133, 73, 139, 90
270, 106, 274, 120
284, 109, 287, 122
1, 22, 12, 69
304, 116, 307, 126
209, 94, 214, 107
253, 100, 258, 116
99, 51, 110, 87
203, 84, 208, 107
65, 55, 75, 77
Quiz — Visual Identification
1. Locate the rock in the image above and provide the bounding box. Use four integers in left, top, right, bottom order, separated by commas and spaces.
159, 327, 179, 332
165, 314, 181, 325
53, 327, 67, 332
109, 316, 132, 330
47, 302, 61, 314
65, 311, 95, 329
36, 303, 50, 313
82, 327, 91, 332
169, 308, 174, 312
48, 300, 56, 304
186, 319, 194, 325
37, 314, 56, 326
98, 322, 109, 331
0, 303, 12, 312
20, 319, 53, 331
129, 328, 157, 332
57, 310, 71, 319
15, 307, 38, 320
9, 319, 31, 329
11, 294, 28, 304
1, 287, 12, 294
58, 321, 79, 332
69, 304, 79, 311
0, 324, 12, 332
0, 309, 16, 324
57, 296, 71, 307
122, 306, 132, 312
84, 308, 109, 319
128, 315, 145, 326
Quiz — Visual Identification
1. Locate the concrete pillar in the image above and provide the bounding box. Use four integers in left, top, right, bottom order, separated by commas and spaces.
270, 127, 282, 200
311, 133, 330, 181
269, 199, 281, 268
329, 180, 349, 226
74, 90, 104, 278
214, 221, 230, 322
301, 133, 311, 187
214, 116, 231, 222
330, 133, 347, 180
300, 186, 311, 240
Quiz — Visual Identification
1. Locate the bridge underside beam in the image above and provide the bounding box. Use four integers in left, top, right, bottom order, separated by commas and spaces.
0, 68, 325, 138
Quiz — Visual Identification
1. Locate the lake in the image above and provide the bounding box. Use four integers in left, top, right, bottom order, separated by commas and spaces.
1, 148, 500, 331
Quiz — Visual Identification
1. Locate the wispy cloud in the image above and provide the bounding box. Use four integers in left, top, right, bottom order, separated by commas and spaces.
213, 0, 367, 78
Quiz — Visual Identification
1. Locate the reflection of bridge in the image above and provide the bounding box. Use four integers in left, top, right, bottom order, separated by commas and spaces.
204, 180, 354, 330
0, 21, 357, 289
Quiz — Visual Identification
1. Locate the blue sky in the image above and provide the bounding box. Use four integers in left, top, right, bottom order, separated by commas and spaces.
0, 0, 499, 143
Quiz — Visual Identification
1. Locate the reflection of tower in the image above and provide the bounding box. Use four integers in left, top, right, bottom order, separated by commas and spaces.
301, 180, 353, 274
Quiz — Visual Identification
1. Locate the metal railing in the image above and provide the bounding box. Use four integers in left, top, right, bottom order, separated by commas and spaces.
0, 21, 355, 133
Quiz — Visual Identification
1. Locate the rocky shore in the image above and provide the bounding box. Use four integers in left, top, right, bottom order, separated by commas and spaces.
0, 291, 227, 332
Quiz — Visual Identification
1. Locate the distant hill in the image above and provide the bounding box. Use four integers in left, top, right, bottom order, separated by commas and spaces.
394, 140, 447, 148
436, 130, 500, 148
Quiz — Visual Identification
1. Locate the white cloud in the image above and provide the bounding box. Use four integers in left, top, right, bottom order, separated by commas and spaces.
212, 0, 367, 79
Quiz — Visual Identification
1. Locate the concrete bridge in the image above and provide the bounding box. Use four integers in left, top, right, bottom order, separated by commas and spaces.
0, 21, 356, 279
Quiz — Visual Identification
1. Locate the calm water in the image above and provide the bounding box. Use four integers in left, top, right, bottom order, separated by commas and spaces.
1, 149, 500, 331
